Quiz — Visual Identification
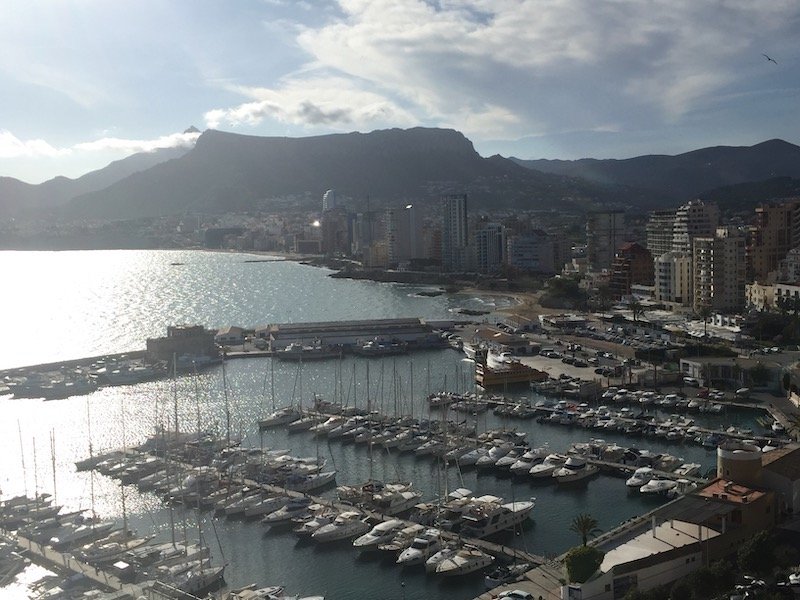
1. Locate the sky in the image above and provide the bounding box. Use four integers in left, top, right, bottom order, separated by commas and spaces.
2, 0, 799, 184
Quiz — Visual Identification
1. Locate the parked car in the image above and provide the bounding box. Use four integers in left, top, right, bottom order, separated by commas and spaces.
683, 376, 700, 387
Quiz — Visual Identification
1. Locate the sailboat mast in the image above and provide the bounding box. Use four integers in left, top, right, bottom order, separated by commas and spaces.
172, 354, 179, 442
222, 358, 231, 448
50, 430, 57, 505
17, 421, 28, 498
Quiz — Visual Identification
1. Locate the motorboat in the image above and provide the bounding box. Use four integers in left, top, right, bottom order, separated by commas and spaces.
552, 456, 599, 484
396, 528, 441, 566
262, 497, 314, 525
484, 562, 532, 589
376, 523, 425, 553
311, 511, 370, 543
529, 454, 567, 479
49, 521, 117, 551
640, 478, 678, 495
425, 543, 460, 573
293, 508, 338, 538
371, 487, 423, 516
258, 407, 302, 429
459, 497, 535, 539
243, 495, 290, 519
352, 519, 406, 551
435, 545, 494, 576
285, 471, 337, 493
509, 447, 548, 476
672, 463, 702, 477
625, 467, 655, 488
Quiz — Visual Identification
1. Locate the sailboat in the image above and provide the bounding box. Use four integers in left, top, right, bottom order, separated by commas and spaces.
258, 359, 302, 428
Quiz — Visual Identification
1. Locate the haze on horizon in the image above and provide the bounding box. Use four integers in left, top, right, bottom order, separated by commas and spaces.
2, 0, 798, 184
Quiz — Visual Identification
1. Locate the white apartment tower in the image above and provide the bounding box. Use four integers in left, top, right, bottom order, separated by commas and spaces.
654, 251, 693, 305
693, 226, 746, 313
672, 199, 720, 254
441, 194, 469, 272
322, 189, 337, 212
646, 210, 677, 258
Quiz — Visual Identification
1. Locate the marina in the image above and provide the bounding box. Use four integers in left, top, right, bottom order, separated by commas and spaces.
1, 250, 798, 600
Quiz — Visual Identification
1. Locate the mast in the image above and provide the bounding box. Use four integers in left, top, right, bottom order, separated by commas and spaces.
50, 429, 57, 505
172, 353, 179, 442
17, 421, 28, 498
222, 357, 231, 448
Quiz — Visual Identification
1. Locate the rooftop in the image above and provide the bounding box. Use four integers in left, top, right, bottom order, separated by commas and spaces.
600, 520, 720, 573
695, 478, 767, 505
762, 444, 800, 480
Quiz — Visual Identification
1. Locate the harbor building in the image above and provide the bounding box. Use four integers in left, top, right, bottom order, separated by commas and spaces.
586, 209, 626, 271
441, 193, 470, 272
146, 324, 220, 362
263, 318, 442, 352
692, 226, 746, 313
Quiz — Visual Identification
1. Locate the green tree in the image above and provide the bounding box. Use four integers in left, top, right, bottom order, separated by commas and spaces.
737, 530, 774, 574
629, 298, 643, 322
564, 544, 605, 583
569, 513, 602, 546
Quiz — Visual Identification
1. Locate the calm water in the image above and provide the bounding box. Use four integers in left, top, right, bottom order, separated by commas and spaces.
0, 250, 766, 600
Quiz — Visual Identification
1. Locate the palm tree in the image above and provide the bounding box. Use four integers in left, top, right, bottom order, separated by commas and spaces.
698, 303, 712, 338
569, 513, 601, 546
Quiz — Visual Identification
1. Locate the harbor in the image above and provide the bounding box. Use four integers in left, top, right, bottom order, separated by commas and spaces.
2, 251, 799, 600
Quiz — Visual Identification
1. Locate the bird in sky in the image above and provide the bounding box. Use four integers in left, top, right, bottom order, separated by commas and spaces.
762, 53, 778, 64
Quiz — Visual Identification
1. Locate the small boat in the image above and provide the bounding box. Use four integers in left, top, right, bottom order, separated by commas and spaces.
552, 456, 599, 484
262, 497, 314, 525
311, 511, 369, 543
529, 454, 567, 479
258, 407, 302, 428
396, 528, 441, 566
484, 562, 532, 589
639, 479, 678, 495
435, 545, 494, 576
352, 519, 406, 551
625, 467, 655, 488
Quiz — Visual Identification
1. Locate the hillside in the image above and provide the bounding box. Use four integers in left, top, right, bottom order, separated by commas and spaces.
0, 145, 190, 218
512, 139, 800, 204
64, 128, 603, 220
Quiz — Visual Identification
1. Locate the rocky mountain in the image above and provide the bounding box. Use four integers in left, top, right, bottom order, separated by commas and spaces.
0, 145, 191, 217
512, 139, 800, 205
63, 127, 603, 220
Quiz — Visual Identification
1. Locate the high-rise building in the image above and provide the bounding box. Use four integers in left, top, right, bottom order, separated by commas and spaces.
475, 223, 505, 274
646, 210, 676, 258
322, 189, 337, 212
654, 252, 693, 305
693, 226, 746, 313
387, 204, 424, 265
586, 209, 626, 271
441, 194, 469, 272
506, 230, 567, 274
609, 242, 654, 299
748, 200, 800, 282
672, 199, 720, 254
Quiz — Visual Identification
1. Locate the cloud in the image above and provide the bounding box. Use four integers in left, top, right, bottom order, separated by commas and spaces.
73, 130, 201, 153
204, 77, 416, 129
0, 130, 68, 159
0, 129, 200, 159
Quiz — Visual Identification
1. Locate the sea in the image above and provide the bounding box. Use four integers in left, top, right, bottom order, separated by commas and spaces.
0, 250, 768, 600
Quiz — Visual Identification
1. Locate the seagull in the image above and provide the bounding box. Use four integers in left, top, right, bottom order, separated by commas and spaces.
762, 53, 778, 65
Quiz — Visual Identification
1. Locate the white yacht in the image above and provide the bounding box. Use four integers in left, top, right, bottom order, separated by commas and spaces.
640, 479, 678, 495
625, 467, 655, 488
352, 519, 405, 550
376, 523, 425, 554
257, 407, 302, 429
529, 453, 567, 479
552, 456, 599, 484
293, 508, 338, 538
425, 543, 461, 573
311, 511, 370, 543
242, 495, 289, 519
396, 528, 441, 566
262, 497, 313, 525
509, 447, 548, 476
435, 545, 494, 576
459, 498, 535, 539
672, 463, 702, 477
371, 487, 423, 516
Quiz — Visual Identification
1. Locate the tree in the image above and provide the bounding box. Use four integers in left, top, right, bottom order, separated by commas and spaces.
697, 303, 712, 338
564, 544, 605, 583
628, 298, 643, 322
569, 513, 602, 546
